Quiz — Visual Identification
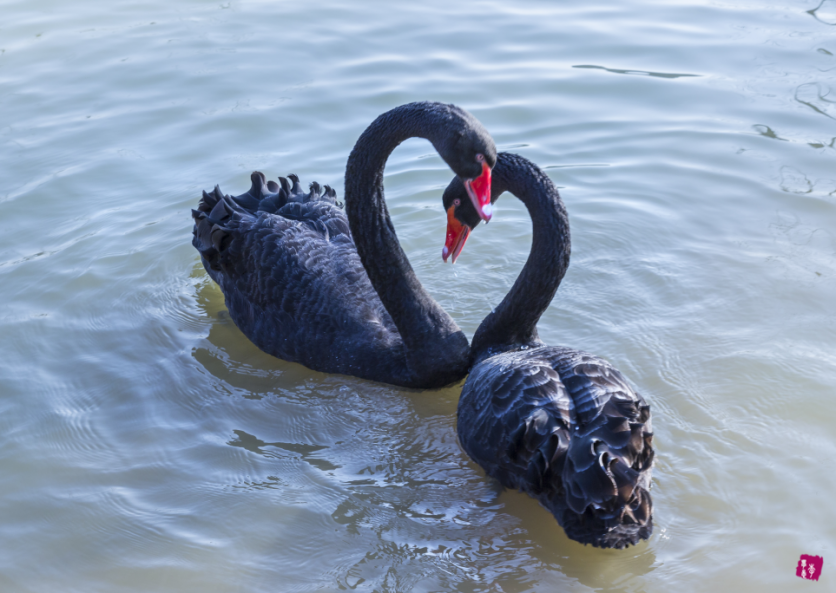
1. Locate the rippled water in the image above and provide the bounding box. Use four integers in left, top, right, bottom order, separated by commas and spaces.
2, 0, 835, 591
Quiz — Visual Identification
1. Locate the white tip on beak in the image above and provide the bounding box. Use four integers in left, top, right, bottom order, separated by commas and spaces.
481, 203, 493, 221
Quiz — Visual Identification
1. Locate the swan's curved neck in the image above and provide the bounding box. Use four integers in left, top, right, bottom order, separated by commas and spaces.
471, 153, 571, 360
344, 103, 469, 386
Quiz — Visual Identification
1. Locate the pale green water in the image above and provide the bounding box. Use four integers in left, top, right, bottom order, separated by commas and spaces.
2, 0, 835, 591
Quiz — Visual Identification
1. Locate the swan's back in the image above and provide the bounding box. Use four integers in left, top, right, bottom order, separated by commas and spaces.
192, 172, 406, 382
457, 346, 654, 549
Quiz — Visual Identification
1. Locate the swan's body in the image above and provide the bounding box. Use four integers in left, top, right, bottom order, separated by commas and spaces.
192, 102, 496, 388
447, 153, 654, 548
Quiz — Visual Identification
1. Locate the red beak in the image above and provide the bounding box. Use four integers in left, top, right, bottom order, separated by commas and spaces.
464, 161, 492, 222
442, 205, 471, 264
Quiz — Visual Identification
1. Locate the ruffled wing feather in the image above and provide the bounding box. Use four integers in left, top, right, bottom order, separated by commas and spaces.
457, 346, 654, 549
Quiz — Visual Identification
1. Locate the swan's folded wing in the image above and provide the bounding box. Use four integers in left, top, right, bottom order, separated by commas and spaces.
457, 351, 573, 498
546, 349, 654, 547
191, 175, 402, 377
457, 346, 654, 548
276, 201, 352, 241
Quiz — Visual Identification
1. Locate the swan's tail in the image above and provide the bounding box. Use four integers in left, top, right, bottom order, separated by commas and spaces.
191, 171, 339, 270
191, 184, 236, 272
555, 397, 654, 549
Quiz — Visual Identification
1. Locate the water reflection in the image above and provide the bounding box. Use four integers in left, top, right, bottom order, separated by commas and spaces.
752, 124, 788, 142
572, 65, 700, 79
779, 165, 836, 198
795, 82, 836, 119
190, 266, 327, 398
807, 0, 836, 25
808, 137, 836, 149
228, 429, 338, 471
779, 166, 813, 194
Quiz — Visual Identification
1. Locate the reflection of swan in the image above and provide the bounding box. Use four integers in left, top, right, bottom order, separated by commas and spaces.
444, 153, 654, 548
192, 102, 495, 388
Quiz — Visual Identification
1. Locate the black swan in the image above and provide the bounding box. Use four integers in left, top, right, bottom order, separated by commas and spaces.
192, 102, 496, 389
443, 152, 654, 548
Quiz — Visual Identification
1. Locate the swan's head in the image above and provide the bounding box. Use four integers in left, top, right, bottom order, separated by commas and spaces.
441, 169, 502, 264
441, 194, 471, 264
432, 105, 496, 223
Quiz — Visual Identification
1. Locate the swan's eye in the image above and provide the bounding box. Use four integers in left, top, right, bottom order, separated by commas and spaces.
453, 198, 461, 206
476, 153, 485, 163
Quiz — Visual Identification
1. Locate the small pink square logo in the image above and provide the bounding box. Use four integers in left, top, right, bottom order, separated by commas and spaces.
796, 554, 823, 582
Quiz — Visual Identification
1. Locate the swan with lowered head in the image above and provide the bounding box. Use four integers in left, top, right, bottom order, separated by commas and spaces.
192, 102, 496, 388
443, 152, 655, 548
